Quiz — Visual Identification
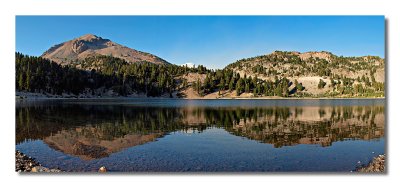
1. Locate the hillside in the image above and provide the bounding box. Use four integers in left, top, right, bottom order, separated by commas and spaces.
220, 51, 385, 97
175, 51, 384, 99
16, 48, 385, 99
41, 34, 169, 65
15, 52, 206, 98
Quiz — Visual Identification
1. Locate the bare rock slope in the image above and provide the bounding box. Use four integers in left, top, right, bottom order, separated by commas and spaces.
41, 34, 169, 65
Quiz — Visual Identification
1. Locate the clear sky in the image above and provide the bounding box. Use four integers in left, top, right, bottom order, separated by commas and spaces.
16, 16, 385, 69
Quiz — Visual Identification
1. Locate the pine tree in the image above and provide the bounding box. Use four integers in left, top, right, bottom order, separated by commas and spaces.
183, 79, 188, 88
318, 79, 326, 89
245, 82, 250, 93
236, 78, 244, 96
196, 78, 201, 94
229, 76, 235, 91
219, 78, 225, 93
25, 71, 30, 92
18, 73, 24, 91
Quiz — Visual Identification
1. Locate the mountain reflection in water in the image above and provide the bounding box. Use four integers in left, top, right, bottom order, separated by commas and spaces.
16, 100, 384, 161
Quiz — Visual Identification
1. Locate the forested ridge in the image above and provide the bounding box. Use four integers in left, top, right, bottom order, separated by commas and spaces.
15, 52, 300, 98
15, 50, 385, 98
16, 52, 207, 97
223, 51, 385, 98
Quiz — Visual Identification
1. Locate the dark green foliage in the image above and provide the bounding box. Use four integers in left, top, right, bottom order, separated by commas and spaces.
295, 79, 304, 91
318, 79, 326, 89
330, 77, 336, 88
15, 52, 201, 97
235, 78, 244, 96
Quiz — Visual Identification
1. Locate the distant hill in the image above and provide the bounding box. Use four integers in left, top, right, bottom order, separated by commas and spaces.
225, 51, 384, 82
220, 51, 385, 97
41, 34, 169, 65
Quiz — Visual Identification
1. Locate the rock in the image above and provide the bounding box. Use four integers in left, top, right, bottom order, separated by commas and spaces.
98, 166, 107, 172
357, 154, 385, 172
15, 150, 62, 172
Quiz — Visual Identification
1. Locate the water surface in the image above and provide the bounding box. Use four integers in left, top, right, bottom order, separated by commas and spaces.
16, 99, 385, 172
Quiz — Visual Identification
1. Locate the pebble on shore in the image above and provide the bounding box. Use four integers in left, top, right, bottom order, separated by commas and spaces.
15, 150, 62, 172
98, 166, 107, 172
357, 154, 385, 172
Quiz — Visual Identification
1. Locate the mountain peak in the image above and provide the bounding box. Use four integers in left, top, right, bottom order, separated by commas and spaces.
41, 34, 169, 65
77, 34, 102, 41
79, 33, 97, 38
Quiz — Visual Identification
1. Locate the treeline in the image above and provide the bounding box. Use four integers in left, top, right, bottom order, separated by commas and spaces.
224, 51, 385, 97
15, 52, 208, 97
15, 51, 385, 98
327, 73, 384, 97
227, 51, 384, 78
15, 52, 304, 98
192, 69, 304, 97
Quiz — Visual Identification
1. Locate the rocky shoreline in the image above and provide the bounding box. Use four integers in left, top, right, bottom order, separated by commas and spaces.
16, 150, 62, 172
16, 150, 385, 172
357, 155, 386, 172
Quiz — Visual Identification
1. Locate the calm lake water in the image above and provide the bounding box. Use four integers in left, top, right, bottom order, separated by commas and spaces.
16, 99, 385, 172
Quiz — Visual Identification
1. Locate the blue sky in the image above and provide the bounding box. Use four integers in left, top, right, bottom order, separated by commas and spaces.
16, 16, 385, 69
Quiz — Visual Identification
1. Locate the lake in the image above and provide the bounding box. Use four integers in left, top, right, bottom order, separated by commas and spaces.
15, 99, 385, 172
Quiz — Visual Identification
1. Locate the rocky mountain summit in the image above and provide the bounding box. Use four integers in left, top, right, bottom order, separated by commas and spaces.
41, 34, 169, 65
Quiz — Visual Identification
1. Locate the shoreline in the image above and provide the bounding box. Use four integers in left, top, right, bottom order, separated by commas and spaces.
16, 92, 385, 100
16, 97, 386, 100
356, 155, 386, 172
15, 150, 62, 172
16, 150, 384, 172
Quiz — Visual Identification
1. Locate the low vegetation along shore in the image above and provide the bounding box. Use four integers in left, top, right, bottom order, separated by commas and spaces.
15, 150, 384, 172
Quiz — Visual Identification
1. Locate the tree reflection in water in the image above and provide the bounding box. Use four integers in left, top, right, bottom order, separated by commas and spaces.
16, 100, 384, 160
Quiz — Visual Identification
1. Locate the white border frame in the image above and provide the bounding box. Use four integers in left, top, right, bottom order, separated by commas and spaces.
1, 0, 399, 186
